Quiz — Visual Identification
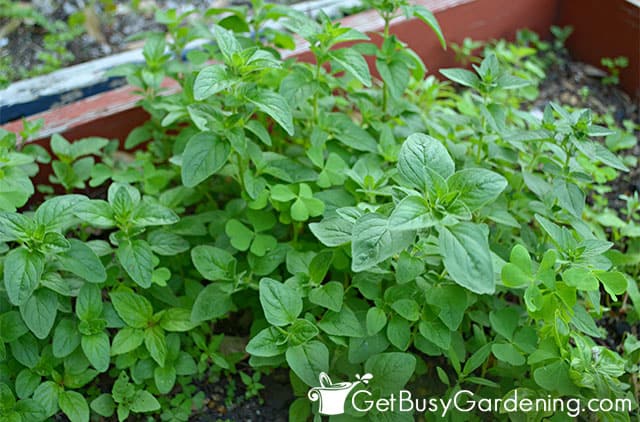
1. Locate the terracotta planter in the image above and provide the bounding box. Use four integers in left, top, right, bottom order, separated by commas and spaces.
2, 0, 637, 145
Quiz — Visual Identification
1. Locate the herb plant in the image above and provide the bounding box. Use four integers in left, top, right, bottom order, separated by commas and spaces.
0, 2, 638, 421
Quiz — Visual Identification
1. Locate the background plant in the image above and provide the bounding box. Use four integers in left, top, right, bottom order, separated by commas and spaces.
0, 3, 638, 422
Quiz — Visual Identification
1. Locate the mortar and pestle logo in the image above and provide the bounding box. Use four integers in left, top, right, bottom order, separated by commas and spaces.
307, 372, 373, 415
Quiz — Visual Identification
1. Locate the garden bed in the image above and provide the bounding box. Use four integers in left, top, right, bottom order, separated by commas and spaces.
0, 1, 639, 422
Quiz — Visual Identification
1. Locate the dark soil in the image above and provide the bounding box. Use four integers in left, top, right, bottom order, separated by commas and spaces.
533, 56, 640, 211
193, 368, 292, 422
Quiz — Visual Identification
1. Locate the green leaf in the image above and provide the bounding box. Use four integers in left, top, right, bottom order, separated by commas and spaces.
15, 369, 40, 399
81, 332, 110, 372
447, 169, 508, 210
489, 307, 520, 340
407, 5, 446, 48
248, 90, 294, 136
387, 315, 411, 350
90, 394, 115, 417
76, 284, 103, 322
20, 288, 57, 339
58, 239, 107, 283
58, 390, 89, 422
32, 381, 60, 418
154, 365, 176, 394
110, 291, 153, 328
562, 267, 598, 291
329, 48, 372, 86
439, 68, 481, 89
74, 200, 116, 227
391, 299, 420, 321
111, 327, 144, 355
34, 194, 87, 230
160, 308, 198, 332
351, 213, 414, 272
308, 282, 343, 312
317, 305, 366, 337
144, 326, 167, 367
462, 344, 492, 376
116, 240, 154, 288
398, 133, 454, 192
288, 319, 319, 346
148, 231, 189, 256
593, 270, 628, 298
377, 58, 409, 99
572, 139, 628, 171
191, 283, 234, 323
309, 217, 353, 247
193, 65, 233, 100
366, 307, 387, 336
331, 113, 378, 152
132, 199, 179, 227
365, 352, 416, 395
225, 219, 254, 251
246, 327, 288, 357
213, 25, 241, 60
52, 319, 80, 358
389, 195, 435, 230
181, 132, 231, 187
418, 320, 451, 350
285, 340, 329, 386
130, 390, 161, 413
491, 343, 525, 366
191, 245, 236, 281
438, 223, 495, 294
4, 247, 45, 306
259, 278, 302, 326
428, 284, 467, 330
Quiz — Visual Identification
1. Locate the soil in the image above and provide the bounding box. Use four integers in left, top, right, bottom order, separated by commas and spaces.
193, 368, 292, 421
532, 55, 640, 211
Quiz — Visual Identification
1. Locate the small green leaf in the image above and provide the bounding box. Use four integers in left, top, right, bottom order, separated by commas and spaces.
181, 132, 231, 187
116, 240, 155, 288
191, 283, 234, 323
52, 319, 80, 358
110, 291, 153, 328
439, 68, 481, 89
398, 133, 454, 192
193, 65, 233, 100
366, 307, 387, 336
329, 48, 371, 86
81, 332, 110, 372
259, 278, 302, 327
90, 394, 115, 417
58, 239, 107, 283
308, 281, 343, 312
58, 390, 89, 422
248, 90, 294, 136
191, 245, 236, 281
246, 327, 288, 357
144, 326, 167, 367
130, 390, 161, 413
20, 288, 57, 339
4, 247, 45, 306
365, 352, 416, 395
438, 223, 495, 294
285, 340, 329, 386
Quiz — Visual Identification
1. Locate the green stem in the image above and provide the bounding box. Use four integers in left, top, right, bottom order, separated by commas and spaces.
313, 59, 322, 124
